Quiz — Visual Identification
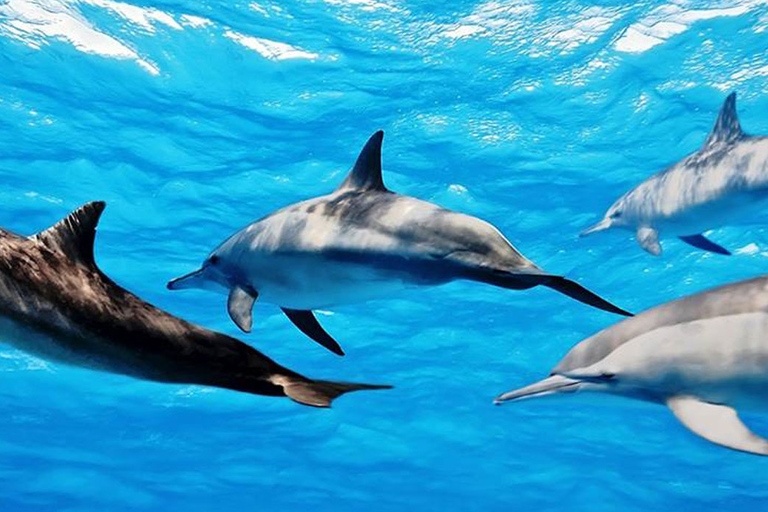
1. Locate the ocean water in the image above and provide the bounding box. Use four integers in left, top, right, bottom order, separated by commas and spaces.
2, 0, 768, 510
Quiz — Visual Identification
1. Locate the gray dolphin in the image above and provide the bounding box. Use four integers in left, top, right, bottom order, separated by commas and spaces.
0, 201, 388, 407
496, 275, 768, 455
168, 131, 631, 355
582, 93, 768, 256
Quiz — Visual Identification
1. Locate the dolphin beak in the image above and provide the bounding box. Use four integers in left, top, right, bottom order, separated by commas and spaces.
167, 268, 206, 291
580, 218, 611, 237
494, 375, 582, 405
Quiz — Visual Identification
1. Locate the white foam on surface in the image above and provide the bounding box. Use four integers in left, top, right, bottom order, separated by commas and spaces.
615, 3, 756, 53
83, 0, 182, 32
224, 30, 320, 61
0, 0, 159, 74
179, 14, 213, 28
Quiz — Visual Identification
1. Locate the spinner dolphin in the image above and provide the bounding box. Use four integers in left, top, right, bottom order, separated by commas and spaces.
0, 202, 388, 407
169, 132, 630, 355
582, 93, 768, 256
497, 275, 768, 455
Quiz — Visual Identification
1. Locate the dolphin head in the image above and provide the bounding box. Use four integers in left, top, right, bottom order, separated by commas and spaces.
580, 198, 632, 237
167, 254, 231, 293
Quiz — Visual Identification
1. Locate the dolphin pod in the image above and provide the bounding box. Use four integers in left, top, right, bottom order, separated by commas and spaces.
168, 130, 630, 356
5, 92, 768, 456
582, 92, 768, 256
0, 202, 389, 407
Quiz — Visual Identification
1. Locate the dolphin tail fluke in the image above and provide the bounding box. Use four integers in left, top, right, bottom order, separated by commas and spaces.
494, 375, 582, 404
278, 376, 392, 408
542, 276, 633, 317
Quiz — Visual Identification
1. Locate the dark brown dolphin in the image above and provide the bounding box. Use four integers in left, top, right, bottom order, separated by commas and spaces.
0, 201, 389, 407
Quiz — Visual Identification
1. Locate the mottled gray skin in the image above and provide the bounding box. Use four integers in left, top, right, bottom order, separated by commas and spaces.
0, 202, 387, 407
206, 188, 544, 309
170, 130, 628, 321
170, 131, 629, 354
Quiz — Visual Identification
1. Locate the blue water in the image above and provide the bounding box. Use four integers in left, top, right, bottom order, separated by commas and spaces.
3, 0, 768, 510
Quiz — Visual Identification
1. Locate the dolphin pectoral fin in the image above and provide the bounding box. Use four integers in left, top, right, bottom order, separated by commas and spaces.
227, 286, 258, 333
542, 276, 633, 317
679, 235, 731, 255
281, 308, 345, 356
667, 396, 768, 455
637, 226, 661, 255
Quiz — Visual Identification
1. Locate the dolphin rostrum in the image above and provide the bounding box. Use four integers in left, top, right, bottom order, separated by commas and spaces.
168, 131, 631, 355
496, 275, 768, 455
582, 92, 768, 256
0, 201, 388, 407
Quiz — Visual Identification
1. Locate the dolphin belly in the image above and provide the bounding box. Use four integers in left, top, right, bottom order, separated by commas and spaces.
0, 314, 151, 378
241, 250, 456, 309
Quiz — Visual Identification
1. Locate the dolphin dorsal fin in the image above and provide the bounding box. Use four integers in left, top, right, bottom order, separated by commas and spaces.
704, 93, 744, 147
32, 201, 106, 267
336, 131, 387, 192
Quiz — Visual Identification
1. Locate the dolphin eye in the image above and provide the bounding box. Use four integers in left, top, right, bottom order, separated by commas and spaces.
602, 372, 617, 381
610, 211, 622, 219
208, 255, 220, 266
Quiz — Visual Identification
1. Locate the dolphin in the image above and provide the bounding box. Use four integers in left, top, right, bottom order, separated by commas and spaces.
495, 274, 768, 455
0, 201, 388, 407
168, 131, 631, 356
581, 92, 768, 256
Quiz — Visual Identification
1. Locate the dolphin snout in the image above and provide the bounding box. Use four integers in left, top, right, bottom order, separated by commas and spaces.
580, 218, 611, 237
167, 268, 206, 291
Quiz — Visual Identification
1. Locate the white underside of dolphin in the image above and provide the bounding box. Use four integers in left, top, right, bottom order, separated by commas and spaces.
496, 275, 768, 456
168, 131, 631, 355
582, 92, 768, 256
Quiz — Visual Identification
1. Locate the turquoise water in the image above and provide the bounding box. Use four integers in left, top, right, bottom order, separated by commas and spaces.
3, 0, 768, 509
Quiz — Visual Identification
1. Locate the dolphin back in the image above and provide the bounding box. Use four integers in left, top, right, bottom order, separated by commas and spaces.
553, 275, 768, 374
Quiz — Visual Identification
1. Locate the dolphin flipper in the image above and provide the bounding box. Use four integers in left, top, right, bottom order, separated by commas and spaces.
679, 234, 731, 255
637, 226, 661, 255
281, 308, 345, 356
667, 396, 768, 455
228, 286, 258, 333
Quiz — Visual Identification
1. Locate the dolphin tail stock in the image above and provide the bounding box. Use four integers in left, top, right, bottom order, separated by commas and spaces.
473, 269, 632, 317
271, 374, 392, 408
494, 375, 583, 405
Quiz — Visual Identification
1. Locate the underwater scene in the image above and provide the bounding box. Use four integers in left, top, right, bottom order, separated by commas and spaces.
3, 0, 768, 510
